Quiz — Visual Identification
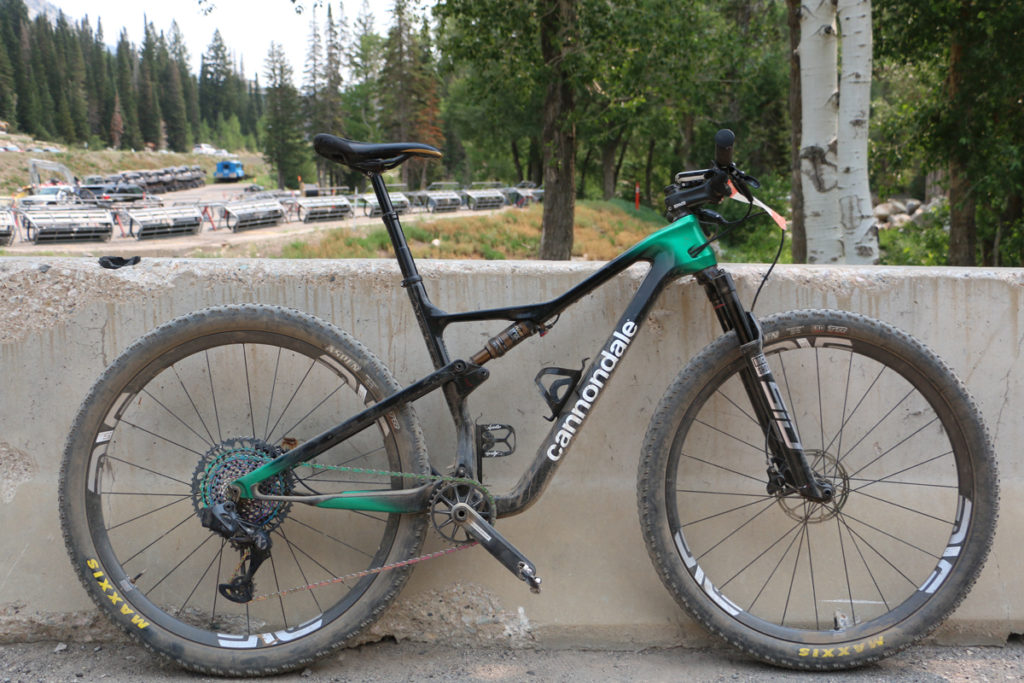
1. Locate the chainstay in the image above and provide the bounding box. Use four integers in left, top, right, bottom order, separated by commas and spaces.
244, 460, 493, 602
295, 460, 498, 512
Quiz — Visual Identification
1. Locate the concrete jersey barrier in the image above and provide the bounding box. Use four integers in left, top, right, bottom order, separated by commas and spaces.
0, 257, 1020, 647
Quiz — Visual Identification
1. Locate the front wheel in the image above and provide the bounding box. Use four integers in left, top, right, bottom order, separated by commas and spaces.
638, 309, 998, 670
60, 305, 430, 675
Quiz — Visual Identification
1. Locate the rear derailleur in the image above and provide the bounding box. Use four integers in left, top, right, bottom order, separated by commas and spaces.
200, 501, 272, 603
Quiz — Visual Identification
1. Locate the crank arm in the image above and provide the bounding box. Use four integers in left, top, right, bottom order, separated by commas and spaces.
453, 503, 541, 593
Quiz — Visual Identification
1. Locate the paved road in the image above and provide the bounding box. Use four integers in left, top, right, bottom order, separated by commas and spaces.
2, 638, 1022, 682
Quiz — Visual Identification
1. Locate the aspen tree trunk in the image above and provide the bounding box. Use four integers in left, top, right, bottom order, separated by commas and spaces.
799, 0, 842, 263
836, 0, 878, 264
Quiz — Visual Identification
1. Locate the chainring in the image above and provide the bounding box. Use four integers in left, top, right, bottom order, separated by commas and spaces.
429, 479, 496, 543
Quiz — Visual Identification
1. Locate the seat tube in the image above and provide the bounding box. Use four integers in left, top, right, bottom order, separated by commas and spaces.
369, 173, 418, 284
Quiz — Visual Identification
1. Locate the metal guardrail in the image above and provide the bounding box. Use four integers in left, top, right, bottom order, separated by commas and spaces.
0, 210, 14, 246
356, 192, 411, 217
292, 196, 354, 223
124, 206, 204, 240
462, 182, 507, 210
17, 207, 115, 243
221, 199, 286, 232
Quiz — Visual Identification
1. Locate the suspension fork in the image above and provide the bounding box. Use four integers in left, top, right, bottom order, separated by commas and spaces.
696, 267, 832, 503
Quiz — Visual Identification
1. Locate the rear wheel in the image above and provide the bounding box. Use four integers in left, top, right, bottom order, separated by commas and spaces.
638, 309, 998, 669
60, 305, 429, 675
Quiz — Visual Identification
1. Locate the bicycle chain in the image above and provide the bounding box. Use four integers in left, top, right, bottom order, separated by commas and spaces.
243, 460, 493, 603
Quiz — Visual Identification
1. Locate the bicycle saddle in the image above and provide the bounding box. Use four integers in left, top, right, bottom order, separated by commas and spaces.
314, 133, 442, 174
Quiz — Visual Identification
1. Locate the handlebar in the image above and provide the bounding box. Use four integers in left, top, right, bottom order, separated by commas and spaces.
663, 129, 758, 221
714, 129, 735, 168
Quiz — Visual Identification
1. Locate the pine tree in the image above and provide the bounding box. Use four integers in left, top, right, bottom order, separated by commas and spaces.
110, 91, 125, 149
115, 30, 142, 149
199, 30, 231, 125
169, 21, 201, 145
262, 42, 311, 189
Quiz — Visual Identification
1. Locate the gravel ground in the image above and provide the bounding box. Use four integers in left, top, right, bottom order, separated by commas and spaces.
1, 638, 1023, 682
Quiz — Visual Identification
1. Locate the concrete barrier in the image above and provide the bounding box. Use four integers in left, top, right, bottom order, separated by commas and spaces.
0, 257, 1021, 648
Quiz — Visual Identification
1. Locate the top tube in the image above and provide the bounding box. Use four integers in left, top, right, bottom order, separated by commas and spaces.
622, 213, 718, 274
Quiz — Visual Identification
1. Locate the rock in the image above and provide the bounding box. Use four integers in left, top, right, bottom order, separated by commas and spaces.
873, 201, 898, 220
890, 213, 912, 228
905, 198, 922, 214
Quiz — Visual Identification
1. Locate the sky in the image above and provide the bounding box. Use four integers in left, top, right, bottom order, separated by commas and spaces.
50, 0, 423, 84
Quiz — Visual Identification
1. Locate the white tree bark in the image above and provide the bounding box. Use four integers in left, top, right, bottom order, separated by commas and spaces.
837, 0, 879, 264
799, 0, 842, 263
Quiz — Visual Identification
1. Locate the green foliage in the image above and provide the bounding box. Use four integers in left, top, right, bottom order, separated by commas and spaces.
261, 43, 312, 189
878, 206, 951, 267
873, 0, 1024, 265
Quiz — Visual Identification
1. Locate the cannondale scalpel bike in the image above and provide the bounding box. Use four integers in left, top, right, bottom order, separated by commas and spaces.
60, 130, 998, 675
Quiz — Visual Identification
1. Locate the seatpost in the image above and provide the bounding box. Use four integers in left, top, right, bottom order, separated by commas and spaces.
369, 173, 421, 288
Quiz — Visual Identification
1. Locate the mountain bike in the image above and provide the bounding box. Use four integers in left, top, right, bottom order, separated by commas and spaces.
59, 130, 998, 675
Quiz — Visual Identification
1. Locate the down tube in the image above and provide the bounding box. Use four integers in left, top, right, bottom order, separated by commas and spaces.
494, 253, 680, 518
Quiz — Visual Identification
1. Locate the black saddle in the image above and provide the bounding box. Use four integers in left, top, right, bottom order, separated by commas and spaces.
313, 133, 442, 174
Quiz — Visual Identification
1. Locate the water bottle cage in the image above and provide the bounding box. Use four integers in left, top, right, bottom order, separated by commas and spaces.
534, 361, 587, 422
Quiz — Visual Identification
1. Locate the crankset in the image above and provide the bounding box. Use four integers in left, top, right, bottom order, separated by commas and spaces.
430, 479, 541, 592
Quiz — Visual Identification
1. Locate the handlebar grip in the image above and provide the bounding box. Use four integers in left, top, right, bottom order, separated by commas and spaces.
714, 129, 735, 167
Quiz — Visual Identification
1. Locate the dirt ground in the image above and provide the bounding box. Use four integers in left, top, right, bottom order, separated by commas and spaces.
1, 638, 1023, 682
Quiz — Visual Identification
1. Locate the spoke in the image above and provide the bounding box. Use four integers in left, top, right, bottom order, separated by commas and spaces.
120, 510, 198, 566
847, 450, 955, 493
781, 522, 808, 626
806, 514, 820, 630
746, 521, 805, 614
243, 344, 256, 439
266, 357, 317, 446
101, 491, 192, 498
714, 387, 761, 429
836, 512, 857, 625
846, 415, 941, 482
681, 495, 775, 532
288, 516, 384, 560
680, 450, 767, 487
836, 387, 917, 473
840, 521, 922, 589
814, 348, 825, 452
140, 386, 214, 451
115, 419, 207, 460
205, 350, 223, 444
836, 509, 944, 559
836, 513, 892, 614
675, 489, 767, 498
719, 516, 804, 590
101, 454, 191, 488
822, 360, 886, 457
147, 533, 218, 594
851, 488, 953, 526
276, 384, 346, 447
692, 418, 766, 458
274, 529, 330, 608
268, 554, 288, 630
179, 541, 224, 615
263, 347, 283, 442
172, 363, 216, 446
210, 539, 226, 629
105, 495, 191, 532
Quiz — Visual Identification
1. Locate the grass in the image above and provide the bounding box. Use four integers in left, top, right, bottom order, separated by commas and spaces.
0, 132, 267, 195
280, 198, 669, 261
